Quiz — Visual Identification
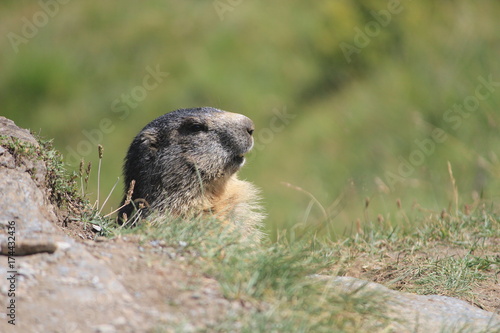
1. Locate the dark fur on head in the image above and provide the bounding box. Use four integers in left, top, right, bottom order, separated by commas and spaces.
119, 107, 258, 224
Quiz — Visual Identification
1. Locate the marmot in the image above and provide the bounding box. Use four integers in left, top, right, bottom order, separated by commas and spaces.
119, 107, 264, 239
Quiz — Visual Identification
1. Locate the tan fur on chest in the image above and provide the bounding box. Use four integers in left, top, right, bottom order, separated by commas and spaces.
203, 175, 264, 240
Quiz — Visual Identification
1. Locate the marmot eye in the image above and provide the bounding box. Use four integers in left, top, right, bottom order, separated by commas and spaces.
186, 123, 207, 133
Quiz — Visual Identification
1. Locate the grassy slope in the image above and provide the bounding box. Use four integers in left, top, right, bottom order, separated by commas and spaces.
3, 113, 498, 332
90, 197, 499, 332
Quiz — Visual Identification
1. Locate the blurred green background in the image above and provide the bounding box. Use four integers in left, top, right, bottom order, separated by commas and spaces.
1, 0, 499, 239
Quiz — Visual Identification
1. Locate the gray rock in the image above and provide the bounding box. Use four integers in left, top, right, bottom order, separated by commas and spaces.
93, 324, 117, 333
0, 117, 39, 146
0, 118, 145, 332
0, 146, 15, 169
316, 275, 500, 332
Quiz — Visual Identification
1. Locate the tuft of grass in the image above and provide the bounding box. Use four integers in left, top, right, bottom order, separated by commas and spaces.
408, 254, 488, 297
0, 134, 84, 210
40, 138, 85, 210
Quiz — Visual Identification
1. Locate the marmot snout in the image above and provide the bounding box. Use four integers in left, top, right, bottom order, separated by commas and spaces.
119, 107, 264, 239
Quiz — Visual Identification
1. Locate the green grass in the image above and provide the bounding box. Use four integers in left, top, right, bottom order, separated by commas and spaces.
409, 255, 487, 296
87, 196, 498, 331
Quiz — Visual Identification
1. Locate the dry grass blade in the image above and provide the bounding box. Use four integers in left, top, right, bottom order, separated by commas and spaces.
447, 161, 459, 215
281, 181, 329, 224
104, 179, 135, 218
99, 177, 120, 215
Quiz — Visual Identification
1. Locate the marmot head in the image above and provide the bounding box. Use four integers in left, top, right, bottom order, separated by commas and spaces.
120, 107, 256, 220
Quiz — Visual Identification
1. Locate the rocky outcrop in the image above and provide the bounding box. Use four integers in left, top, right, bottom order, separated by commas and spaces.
0, 117, 149, 331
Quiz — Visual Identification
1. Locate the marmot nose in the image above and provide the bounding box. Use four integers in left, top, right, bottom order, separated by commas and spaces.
239, 115, 255, 136
224, 111, 255, 137
243, 117, 255, 136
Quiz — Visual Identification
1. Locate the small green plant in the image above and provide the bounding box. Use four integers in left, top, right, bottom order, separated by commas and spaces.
0, 134, 84, 210
6, 135, 122, 239
40, 138, 84, 210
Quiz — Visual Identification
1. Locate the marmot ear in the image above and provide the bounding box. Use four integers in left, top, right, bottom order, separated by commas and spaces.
140, 128, 159, 152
